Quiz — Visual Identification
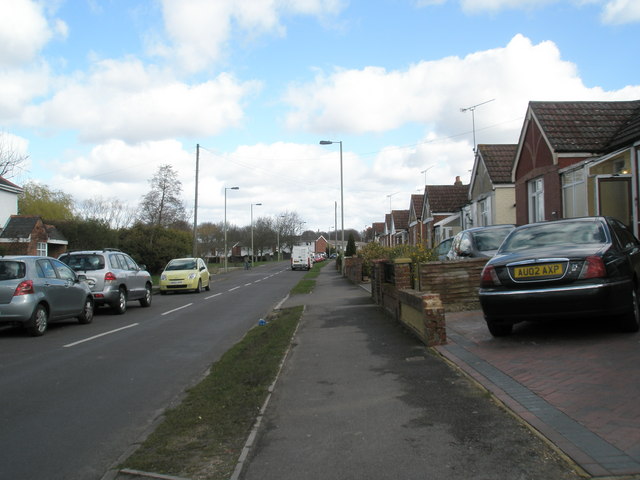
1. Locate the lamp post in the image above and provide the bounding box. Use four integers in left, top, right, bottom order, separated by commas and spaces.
320, 140, 344, 266
224, 186, 239, 272
251, 202, 262, 267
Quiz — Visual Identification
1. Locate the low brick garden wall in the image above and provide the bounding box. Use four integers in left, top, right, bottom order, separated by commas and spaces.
363, 257, 488, 346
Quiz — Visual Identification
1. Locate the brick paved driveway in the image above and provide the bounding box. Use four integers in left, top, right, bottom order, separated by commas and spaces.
437, 311, 640, 477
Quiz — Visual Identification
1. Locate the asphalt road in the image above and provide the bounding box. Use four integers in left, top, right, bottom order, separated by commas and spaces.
0, 262, 299, 480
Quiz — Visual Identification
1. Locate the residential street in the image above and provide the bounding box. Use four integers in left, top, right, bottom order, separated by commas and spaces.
0, 263, 299, 480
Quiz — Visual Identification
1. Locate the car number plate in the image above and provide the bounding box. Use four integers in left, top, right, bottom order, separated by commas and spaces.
513, 263, 564, 279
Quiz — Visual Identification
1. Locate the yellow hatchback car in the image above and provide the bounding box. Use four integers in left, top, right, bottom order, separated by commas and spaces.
159, 258, 211, 294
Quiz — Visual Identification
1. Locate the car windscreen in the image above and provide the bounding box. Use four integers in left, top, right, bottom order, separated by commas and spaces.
59, 254, 105, 271
472, 227, 514, 252
166, 259, 196, 271
0, 261, 26, 280
500, 221, 607, 252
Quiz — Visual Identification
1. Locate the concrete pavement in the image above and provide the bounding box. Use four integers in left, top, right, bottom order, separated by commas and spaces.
237, 265, 587, 480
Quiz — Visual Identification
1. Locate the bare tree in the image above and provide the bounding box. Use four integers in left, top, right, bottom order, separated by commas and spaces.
138, 164, 187, 227
76, 196, 136, 229
0, 132, 29, 179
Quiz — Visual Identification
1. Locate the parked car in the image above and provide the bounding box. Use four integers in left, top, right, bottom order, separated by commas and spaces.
0, 256, 94, 336
434, 237, 454, 260
159, 257, 210, 294
479, 216, 640, 336
447, 224, 515, 260
58, 249, 152, 314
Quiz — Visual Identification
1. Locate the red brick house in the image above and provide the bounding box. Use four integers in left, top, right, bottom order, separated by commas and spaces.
513, 100, 640, 234
0, 215, 68, 257
371, 222, 385, 243
420, 177, 469, 247
390, 210, 410, 245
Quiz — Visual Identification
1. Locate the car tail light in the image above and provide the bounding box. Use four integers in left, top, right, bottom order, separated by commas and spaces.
104, 272, 117, 282
579, 256, 606, 279
480, 265, 501, 287
14, 280, 34, 296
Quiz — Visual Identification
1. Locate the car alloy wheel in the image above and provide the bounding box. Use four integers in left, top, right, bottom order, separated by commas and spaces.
29, 304, 48, 336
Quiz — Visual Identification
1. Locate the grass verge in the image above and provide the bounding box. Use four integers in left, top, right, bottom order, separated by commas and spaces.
121, 305, 304, 480
289, 261, 324, 294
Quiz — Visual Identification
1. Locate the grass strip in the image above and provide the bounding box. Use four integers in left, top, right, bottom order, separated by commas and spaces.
289, 261, 324, 294
121, 305, 304, 480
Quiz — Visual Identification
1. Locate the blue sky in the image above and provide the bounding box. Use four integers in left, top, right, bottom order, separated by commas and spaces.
1, 0, 639, 233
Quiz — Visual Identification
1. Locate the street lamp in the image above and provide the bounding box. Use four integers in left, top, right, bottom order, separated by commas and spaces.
224, 186, 239, 272
320, 140, 344, 266
251, 202, 262, 267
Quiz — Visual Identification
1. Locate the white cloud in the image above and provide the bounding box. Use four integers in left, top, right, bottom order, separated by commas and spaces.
155, 0, 346, 73
459, 0, 557, 13
0, 0, 66, 67
21, 58, 260, 143
283, 34, 640, 140
601, 0, 640, 24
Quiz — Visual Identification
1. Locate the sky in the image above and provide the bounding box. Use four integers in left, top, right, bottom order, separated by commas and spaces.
1, 0, 640, 235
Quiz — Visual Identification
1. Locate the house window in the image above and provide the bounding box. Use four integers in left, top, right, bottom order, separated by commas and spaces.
36, 242, 47, 256
562, 169, 587, 218
528, 177, 544, 222
478, 197, 491, 226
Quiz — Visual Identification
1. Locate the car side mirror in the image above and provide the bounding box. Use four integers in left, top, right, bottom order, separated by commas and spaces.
77, 274, 87, 282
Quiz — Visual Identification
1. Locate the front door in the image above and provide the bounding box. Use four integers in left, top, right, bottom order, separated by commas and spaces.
598, 176, 632, 228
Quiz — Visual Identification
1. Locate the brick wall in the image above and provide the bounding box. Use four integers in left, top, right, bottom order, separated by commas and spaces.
417, 258, 487, 310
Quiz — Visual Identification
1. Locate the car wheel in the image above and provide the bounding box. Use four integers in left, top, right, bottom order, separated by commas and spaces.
78, 297, 94, 324
204, 279, 210, 291
486, 319, 513, 337
619, 285, 640, 333
194, 279, 202, 293
139, 283, 152, 307
28, 304, 48, 337
112, 288, 127, 315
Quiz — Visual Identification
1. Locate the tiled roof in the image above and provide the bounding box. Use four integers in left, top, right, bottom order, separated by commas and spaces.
391, 210, 409, 230
372, 222, 385, 234
530, 100, 640, 153
426, 184, 469, 213
0, 216, 38, 239
476, 144, 516, 184
410, 194, 424, 218
0, 176, 23, 193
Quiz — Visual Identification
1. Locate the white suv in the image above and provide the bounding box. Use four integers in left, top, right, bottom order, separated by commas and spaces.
58, 249, 152, 314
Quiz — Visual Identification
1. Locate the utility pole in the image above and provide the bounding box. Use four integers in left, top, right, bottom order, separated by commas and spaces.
192, 144, 199, 258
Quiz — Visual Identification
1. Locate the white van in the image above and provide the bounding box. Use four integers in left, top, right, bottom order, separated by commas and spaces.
291, 246, 313, 270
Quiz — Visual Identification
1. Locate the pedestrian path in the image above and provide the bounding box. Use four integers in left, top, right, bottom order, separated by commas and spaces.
238, 266, 583, 480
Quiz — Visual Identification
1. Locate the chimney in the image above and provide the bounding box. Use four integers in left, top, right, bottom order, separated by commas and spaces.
454, 176, 462, 186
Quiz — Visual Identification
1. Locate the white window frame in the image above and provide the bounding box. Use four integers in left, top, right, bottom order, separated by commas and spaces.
36, 242, 47, 256
478, 197, 491, 226
562, 168, 587, 218
528, 177, 545, 222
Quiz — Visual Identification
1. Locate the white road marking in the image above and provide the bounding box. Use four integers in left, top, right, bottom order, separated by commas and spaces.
229, 286, 241, 292
63, 323, 139, 348
161, 303, 193, 316
206, 292, 222, 299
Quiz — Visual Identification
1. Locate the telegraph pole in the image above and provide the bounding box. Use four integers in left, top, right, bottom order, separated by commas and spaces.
192, 144, 199, 257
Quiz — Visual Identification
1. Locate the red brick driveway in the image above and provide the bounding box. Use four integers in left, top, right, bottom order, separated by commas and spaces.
437, 311, 640, 477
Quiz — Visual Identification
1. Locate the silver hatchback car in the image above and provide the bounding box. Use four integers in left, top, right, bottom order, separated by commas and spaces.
58, 249, 152, 314
0, 256, 94, 336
